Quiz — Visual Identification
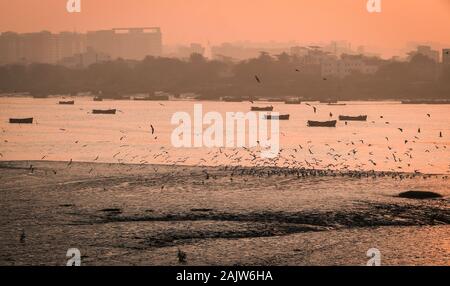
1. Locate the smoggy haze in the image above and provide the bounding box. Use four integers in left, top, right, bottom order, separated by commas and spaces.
0, 0, 450, 57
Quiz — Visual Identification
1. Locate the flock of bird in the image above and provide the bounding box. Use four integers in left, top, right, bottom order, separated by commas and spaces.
0, 68, 448, 178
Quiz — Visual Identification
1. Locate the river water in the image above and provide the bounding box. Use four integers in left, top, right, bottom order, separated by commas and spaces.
0, 96, 449, 174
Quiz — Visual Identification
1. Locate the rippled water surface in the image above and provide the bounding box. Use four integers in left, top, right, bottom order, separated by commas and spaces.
1, 97, 449, 174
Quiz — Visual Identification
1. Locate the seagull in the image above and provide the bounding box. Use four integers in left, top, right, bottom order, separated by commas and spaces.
177, 248, 187, 263
20, 230, 26, 244
255, 75, 261, 83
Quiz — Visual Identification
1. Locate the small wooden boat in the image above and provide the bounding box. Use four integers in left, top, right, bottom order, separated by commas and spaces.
328, 103, 347, 106
9, 118, 33, 124
251, 106, 274, 112
59, 100, 75, 105
92, 109, 116, 115
339, 115, 367, 121
320, 100, 338, 104
93, 97, 103, 102
285, 98, 301, 104
307, 120, 337, 127
265, 114, 290, 120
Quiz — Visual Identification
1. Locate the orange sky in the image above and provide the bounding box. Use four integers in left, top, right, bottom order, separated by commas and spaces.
0, 0, 449, 56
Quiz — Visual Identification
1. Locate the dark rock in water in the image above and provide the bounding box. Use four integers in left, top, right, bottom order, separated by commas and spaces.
398, 191, 442, 199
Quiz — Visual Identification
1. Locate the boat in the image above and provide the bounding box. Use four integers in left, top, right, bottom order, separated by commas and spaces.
328, 103, 347, 106
307, 120, 337, 127
9, 118, 33, 124
338, 115, 367, 121
251, 106, 274, 112
93, 97, 103, 102
59, 100, 75, 105
92, 109, 117, 115
264, 114, 290, 120
285, 98, 301, 104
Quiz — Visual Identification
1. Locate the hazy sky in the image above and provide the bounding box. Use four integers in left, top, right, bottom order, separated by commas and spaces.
1, 0, 449, 56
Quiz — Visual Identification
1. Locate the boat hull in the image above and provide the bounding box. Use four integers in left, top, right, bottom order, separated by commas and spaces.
9, 118, 33, 124
307, 120, 337, 127
92, 109, 117, 115
59, 101, 75, 105
339, 115, 367, 121
265, 114, 290, 120
251, 106, 274, 112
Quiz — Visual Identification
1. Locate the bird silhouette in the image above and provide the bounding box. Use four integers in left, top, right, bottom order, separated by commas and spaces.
177, 248, 187, 264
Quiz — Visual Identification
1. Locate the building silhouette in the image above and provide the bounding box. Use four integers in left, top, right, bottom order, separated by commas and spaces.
0, 27, 162, 65
443, 49, 450, 65
87, 27, 162, 60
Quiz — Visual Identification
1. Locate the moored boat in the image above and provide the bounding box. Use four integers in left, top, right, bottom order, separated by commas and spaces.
338, 115, 367, 121
93, 97, 103, 102
59, 100, 75, 105
251, 106, 274, 112
92, 109, 117, 115
264, 114, 290, 120
9, 118, 34, 124
307, 120, 337, 127
328, 103, 347, 106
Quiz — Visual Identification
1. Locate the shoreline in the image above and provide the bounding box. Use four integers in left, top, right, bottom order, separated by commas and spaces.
1, 160, 448, 176
0, 160, 448, 265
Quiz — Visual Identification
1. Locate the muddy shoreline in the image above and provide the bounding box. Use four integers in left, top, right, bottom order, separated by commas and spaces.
0, 161, 449, 266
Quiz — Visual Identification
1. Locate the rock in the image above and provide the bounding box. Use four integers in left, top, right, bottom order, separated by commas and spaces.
398, 191, 442, 200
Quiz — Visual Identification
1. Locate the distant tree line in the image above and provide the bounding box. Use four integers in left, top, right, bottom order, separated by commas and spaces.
0, 52, 449, 100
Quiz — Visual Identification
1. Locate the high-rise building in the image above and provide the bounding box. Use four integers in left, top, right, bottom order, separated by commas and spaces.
87, 27, 162, 60
0, 27, 162, 65
443, 49, 450, 65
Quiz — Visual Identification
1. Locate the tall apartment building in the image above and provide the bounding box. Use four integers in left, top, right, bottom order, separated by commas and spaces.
322, 54, 380, 79
0, 27, 162, 65
86, 27, 162, 60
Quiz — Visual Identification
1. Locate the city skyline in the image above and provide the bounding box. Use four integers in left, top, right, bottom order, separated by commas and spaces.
0, 0, 449, 58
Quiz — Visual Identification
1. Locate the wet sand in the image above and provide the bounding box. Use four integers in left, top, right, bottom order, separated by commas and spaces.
0, 161, 449, 266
